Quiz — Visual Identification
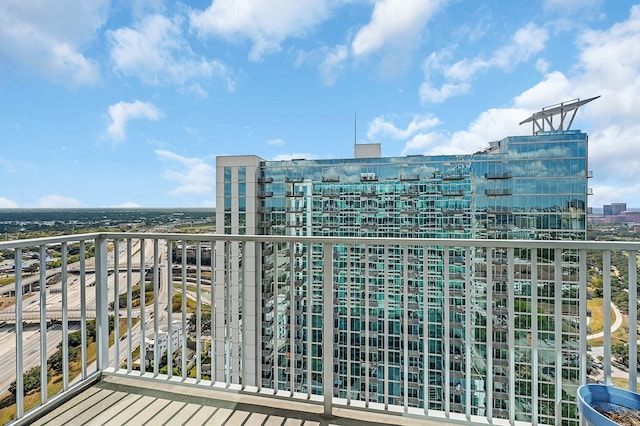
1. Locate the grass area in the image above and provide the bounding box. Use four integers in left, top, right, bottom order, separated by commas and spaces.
174, 224, 215, 233
0, 276, 15, 287
612, 376, 640, 390
587, 296, 633, 346
588, 321, 630, 346
587, 297, 614, 335
185, 284, 212, 298
171, 293, 211, 314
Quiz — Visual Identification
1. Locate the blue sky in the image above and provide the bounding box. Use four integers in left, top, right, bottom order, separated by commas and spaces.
1, 0, 639, 209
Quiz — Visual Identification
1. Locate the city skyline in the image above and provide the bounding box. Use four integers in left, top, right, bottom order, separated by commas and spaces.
0, 1, 639, 208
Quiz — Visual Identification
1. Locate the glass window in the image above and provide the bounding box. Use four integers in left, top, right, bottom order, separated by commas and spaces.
224, 167, 231, 183
238, 166, 246, 182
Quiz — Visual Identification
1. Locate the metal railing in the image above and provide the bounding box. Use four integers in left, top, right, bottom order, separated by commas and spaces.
1, 232, 639, 425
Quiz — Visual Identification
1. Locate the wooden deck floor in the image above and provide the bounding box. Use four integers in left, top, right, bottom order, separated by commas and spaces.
30, 375, 464, 426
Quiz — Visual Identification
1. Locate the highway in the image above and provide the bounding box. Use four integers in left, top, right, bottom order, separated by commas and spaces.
0, 322, 80, 395
0, 238, 170, 393
0, 239, 164, 320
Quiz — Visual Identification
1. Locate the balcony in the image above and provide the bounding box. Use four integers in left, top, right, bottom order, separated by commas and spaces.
485, 172, 512, 179
1, 233, 639, 425
441, 189, 465, 197
285, 176, 304, 183
485, 189, 512, 196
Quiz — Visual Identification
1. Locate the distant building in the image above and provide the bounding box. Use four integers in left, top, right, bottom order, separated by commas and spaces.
603, 203, 626, 216
144, 320, 183, 368
216, 98, 597, 424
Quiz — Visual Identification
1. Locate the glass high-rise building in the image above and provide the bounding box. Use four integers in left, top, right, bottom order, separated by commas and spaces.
216, 101, 593, 424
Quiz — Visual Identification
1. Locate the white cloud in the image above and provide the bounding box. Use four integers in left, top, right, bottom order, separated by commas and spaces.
367, 114, 440, 140
0, 0, 105, 85
419, 81, 470, 104
0, 197, 19, 208
267, 138, 286, 146
453, 23, 548, 78
574, 7, 640, 128
108, 14, 233, 91
38, 195, 85, 208
131, 0, 165, 18
444, 108, 530, 154
351, 0, 446, 57
319, 45, 348, 86
347, 0, 448, 78
401, 132, 447, 155
410, 5, 640, 207
190, 0, 337, 61
591, 183, 640, 208
155, 149, 214, 195
536, 58, 550, 74
562, 5, 640, 203
117, 202, 141, 208
421, 23, 549, 103
492, 23, 549, 70
395, 107, 531, 157
513, 71, 571, 111
366, 113, 506, 157
419, 50, 472, 102
106, 100, 163, 141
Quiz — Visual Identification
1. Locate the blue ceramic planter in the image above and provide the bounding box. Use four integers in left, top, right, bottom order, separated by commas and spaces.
577, 384, 640, 425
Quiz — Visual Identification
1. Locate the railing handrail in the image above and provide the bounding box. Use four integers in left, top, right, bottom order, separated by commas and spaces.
5, 231, 639, 251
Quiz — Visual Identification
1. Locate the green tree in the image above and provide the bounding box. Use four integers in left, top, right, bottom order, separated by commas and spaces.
590, 276, 603, 298
9, 366, 49, 397
612, 342, 629, 366
189, 312, 211, 332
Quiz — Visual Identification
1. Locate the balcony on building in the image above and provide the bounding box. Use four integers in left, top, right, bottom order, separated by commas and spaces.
485, 189, 512, 197
285, 176, 304, 183
485, 172, 512, 180
0, 232, 638, 426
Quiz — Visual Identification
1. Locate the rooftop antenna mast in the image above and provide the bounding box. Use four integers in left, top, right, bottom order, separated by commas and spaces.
354, 112, 357, 146
519, 95, 600, 134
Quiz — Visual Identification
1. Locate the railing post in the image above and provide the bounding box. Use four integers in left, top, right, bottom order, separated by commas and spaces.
14, 247, 24, 419
603, 250, 612, 385
322, 242, 334, 416
95, 235, 109, 371
629, 250, 638, 392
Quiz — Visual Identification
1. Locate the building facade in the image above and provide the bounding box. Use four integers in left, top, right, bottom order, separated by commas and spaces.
144, 321, 183, 368
603, 203, 626, 216
216, 104, 592, 425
